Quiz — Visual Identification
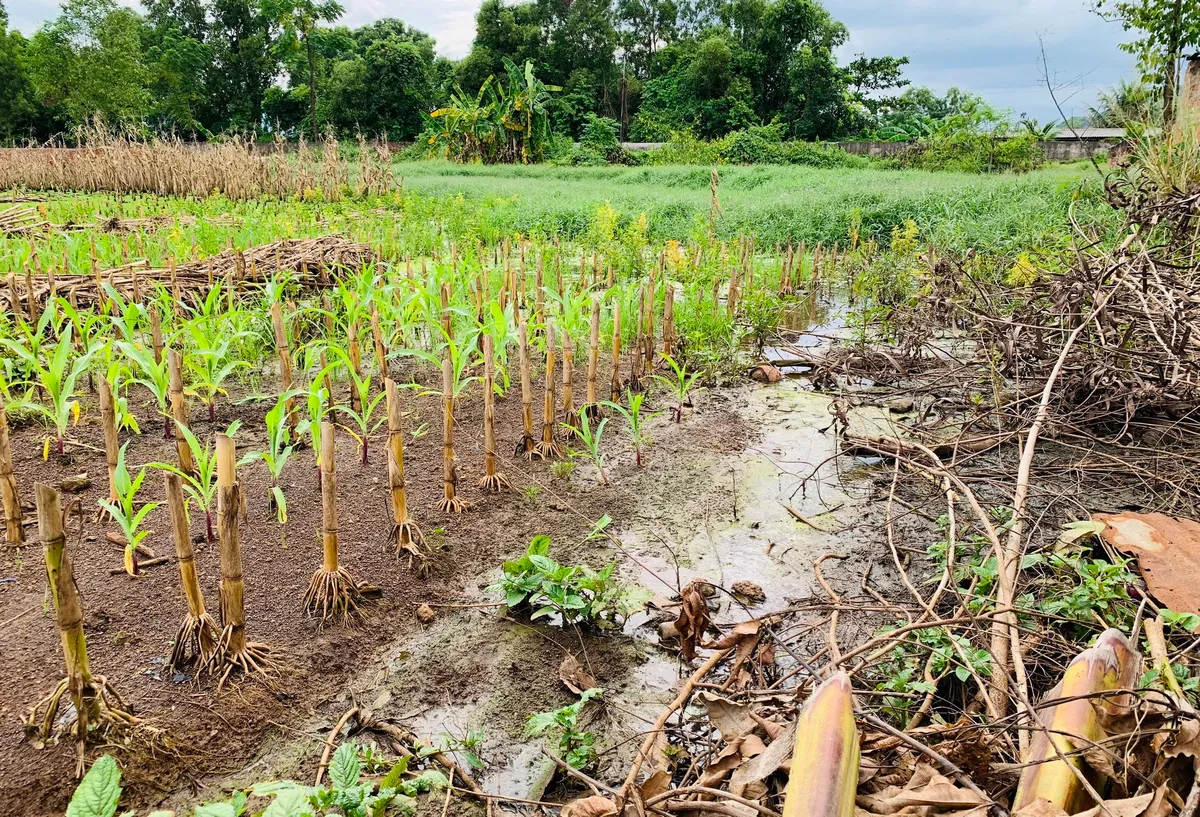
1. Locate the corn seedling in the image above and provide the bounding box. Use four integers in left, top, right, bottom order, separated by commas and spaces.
28, 483, 136, 774
603, 392, 660, 467
6, 327, 90, 457
566, 415, 609, 485
305, 421, 369, 622
150, 421, 238, 546
319, 346, 386, 465
119, 339, 174, 439
239, 393, 302, 523
97, 443, 159, 577
183, 326, 250, 422
651, 353, 702, 423
164, 472, 219, 671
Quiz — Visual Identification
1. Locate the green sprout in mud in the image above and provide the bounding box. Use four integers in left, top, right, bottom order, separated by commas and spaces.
565, 415, 609, 484
119, 339, 174, 439
867, 623, 992, 725
525, 687, 603, 771
69, 744, 448, 817
491, 535, 650, 629
651, 354, 702, 424
604, 391, 660, 466
99, 442, 160, 576
318, 346, 387, 465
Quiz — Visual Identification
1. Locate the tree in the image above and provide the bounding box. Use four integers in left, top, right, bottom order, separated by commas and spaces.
1089, 78, 1162, 128
208, 0, 276, 132
0, 3, 36, 142
25, 0, 150, 131
263, 0, 344, 141
616, 0, 679, 79
1094, 0, 1200, 126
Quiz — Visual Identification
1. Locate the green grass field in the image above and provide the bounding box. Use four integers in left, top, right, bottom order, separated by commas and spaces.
396, 160, 1114, 256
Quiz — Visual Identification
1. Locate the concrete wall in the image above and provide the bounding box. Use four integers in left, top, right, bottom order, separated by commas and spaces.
834, 139, 1115, 162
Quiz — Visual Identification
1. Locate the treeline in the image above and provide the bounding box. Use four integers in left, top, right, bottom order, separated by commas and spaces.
0, 0, 915, 145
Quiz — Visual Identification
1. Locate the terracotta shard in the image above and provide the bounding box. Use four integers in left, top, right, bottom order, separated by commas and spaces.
1095, 511, 1200, 617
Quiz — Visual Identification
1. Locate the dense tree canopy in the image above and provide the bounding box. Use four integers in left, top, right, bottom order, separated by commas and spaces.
0, 0, 910, 145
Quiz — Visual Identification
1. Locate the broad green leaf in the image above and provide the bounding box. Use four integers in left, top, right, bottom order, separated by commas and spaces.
328, 741, 361, 789
261, 787, 313, 817
66, 755, 122, 817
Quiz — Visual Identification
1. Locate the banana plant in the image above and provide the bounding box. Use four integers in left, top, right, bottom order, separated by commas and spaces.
602, 391, 660, 467
99, 442, 160, 576
119, 340, 173, 439
4, 326, 92, 457
238, 393, 301, 522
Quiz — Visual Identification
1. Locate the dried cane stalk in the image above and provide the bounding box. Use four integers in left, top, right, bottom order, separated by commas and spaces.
164, 472, 218, 671
479, 334, 512, 494
305, 422, 365, 622
517, 317, 537, 459
437, 358, 465, 513
270, 300, 298, 438
167, 349, 195, 475
385, 378, 428, 570
585, 296, 602, 419
0, 406, 23, 544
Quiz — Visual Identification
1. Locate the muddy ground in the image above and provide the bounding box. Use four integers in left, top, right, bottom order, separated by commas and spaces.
0, 349, 896, 815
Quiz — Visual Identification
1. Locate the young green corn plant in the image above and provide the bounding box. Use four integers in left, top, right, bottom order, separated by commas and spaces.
238, 394, 301, 523
101, 283, 148, 344
602, 391, 660, 467
183, 323, 251, 422
98, 442, 160, 576
150, 421, 239, 545
5, 327, 93, 458
0, 305, 61, 387
56, 297, 107, 392
651, 353, 702, 423
302, 381, 330, 487
565, 415, 609, 485
319, 347, 386, 465
119, 340, 174, 439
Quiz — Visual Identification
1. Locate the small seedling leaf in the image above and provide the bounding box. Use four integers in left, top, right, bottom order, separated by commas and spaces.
329, 741, 361, 789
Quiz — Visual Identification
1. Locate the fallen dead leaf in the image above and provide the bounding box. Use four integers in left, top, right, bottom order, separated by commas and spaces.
704, 619, 763, 650
559, 653, 599, 696
699, 692, 757, 741
674, 582, 711, 661
857, 766, 986, 815
415, 603, 435, 623
560, 795, 617, 817
1095, 511, 1200, 617
640, 769, 671, 801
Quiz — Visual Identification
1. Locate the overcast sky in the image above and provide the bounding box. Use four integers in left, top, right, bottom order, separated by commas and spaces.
6, 0, 1136, 124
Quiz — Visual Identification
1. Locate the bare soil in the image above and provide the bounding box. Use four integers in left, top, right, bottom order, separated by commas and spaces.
0, 358, 753, 815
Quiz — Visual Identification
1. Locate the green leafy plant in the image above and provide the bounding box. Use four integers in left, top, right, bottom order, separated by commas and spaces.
565, 415, 609, 484
238, 394, 301, 523
119, 340, 173, 439
4, 327, 92, 457
603, 392, 661, 466
525, 687, 603, 770
319, 347, 386, 465
490, 536, 649, 629
98, 442, 159, 576
150, 421, 239, 545
184, 329, 251, 422
66, 755, 123, 817
651, 354, 702, 423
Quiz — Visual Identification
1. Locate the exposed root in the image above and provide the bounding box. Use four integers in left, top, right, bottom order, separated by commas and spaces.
535, 438, 563, 460
478, 472, 513, 494
436, 495, 466, 514
213, 632, 277, 691
304, 566, 366, 623
516, 435, 538, 460
392, 521, 434, 577
26, 675, 142, 774
169, 611, 220, 673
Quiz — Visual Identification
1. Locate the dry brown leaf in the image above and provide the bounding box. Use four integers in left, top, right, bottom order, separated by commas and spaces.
698, 740, 745, 788
1074, 792, 1156, 817
640, 769, 671, 801
856, 768, 985, 815
749, 363, 784, 383
674, 582, 711, 661
704, 619, 763, 650
750, 711, 786, 741
1142, 784, 1173, 817
734, 719, 797, 785
561, 795, 618, 817
559, 653, 599, 695
700, 693, 758, 742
